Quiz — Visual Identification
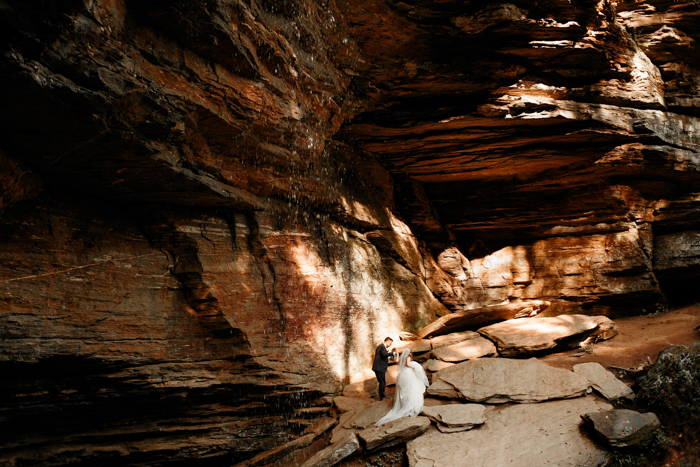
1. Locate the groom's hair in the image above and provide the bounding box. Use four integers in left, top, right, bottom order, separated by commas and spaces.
384, 337, 393, 343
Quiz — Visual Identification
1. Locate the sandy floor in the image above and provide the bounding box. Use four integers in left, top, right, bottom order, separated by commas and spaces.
542, 304, 700, 374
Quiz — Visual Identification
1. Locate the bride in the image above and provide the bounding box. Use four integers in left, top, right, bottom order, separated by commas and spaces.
375, 349, 430, 426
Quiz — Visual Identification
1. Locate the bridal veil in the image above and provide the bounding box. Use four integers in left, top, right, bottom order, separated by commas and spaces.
375, 349, 430, 426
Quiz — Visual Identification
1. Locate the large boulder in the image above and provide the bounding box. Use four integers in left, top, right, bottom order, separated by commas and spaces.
407, 396, 612, 467
581, 409, 661, 447
477, 315, 606, 357
434, 358, 591, 403
416, 301, 551, 338
431, 336, 497, 362
358, 416, 431, 451
573, 363, 635, 400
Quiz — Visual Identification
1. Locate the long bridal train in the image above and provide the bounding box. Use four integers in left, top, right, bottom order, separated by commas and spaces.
375, 349, 431, 426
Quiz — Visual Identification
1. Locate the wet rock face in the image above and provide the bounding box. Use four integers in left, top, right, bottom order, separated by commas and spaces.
0, 191, 447, 464
0, 0, 699, 464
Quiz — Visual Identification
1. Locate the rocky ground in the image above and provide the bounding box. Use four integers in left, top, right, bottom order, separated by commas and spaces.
294, 305, 700, 467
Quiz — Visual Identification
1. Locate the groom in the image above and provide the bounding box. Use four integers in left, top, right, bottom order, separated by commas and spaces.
372, 337, 395, 401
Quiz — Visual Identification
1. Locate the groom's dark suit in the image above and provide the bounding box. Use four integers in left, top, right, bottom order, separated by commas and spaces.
372, 343, 391, 400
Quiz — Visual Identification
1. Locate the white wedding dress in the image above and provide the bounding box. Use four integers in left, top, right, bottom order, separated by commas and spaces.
375, 349, 430, 426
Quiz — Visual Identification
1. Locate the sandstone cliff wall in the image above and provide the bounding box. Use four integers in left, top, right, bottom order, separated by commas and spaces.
1, 0, 700, 464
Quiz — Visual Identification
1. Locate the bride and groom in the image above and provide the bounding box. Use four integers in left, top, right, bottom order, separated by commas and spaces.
371, 337, 431, 426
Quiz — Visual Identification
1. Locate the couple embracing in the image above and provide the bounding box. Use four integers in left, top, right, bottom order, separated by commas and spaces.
371, 337, 430, 426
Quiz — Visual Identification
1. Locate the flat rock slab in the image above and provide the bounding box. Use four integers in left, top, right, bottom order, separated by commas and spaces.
435, 358, 590, 403
236, 433, 316, 467
301, 431, 360, 467
421, 404, 486, 429
430, 331, 481, 350
343, 399, 392, 430
434, 424, 477, 433
330, 410, 358, 445
407, 396, 612, 467
334, 396, 372, 413
359, 416, 430, 452
573, 362, 634, 400
582, 409, 660, 447
422, 359, 455, 373
423, 398, 463, 408
304, 417, 338, 436
394, 339, 432, 354
426, 379, 464, 399
431, 336, 497, 362
478, 315, 603, 357
416, 300, 550, 338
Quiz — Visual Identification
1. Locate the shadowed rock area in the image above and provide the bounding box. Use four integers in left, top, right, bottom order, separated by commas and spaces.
1, 0, 700, 465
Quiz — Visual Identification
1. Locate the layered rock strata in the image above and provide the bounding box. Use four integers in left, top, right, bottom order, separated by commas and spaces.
1, 0, 700, 465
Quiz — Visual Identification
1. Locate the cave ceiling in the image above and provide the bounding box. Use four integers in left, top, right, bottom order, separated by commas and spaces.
1, 0, 699, 251
335, 0, 700, 250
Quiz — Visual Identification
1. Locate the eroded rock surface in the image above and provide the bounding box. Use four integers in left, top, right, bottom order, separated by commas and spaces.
430, 331, 481, 349
235, 433, 318, 467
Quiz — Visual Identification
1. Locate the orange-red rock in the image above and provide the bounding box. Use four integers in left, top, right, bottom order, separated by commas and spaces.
1, 0, 700, 465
